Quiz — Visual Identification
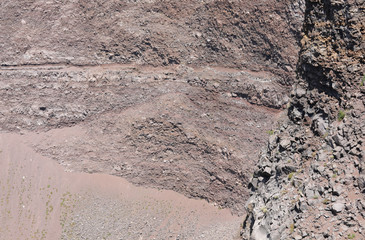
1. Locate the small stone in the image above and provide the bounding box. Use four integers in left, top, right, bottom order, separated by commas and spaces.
332, 202, 344, 214
333, 134, 345, 147
305, 188, 315, 199
262, 167, 272, 177
312, 115, 328, 136
279, 139, 291, 150
358, 175, 365, 192
250, 178, 259, 189
290, 107, 302, 121
317, 166, 325, 174
332, 185, 343, 196
296, 87, 306, 98
268, 135, 278, 150
251, 225, 269, 240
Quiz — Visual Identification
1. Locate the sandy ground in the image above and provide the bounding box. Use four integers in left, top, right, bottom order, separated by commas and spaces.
0, 132, 242, 240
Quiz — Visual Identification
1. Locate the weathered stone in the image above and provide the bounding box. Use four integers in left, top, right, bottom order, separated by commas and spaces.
262, 167, 272, 177
358, 175, 365, 193
268, 135, 278, 150
279, 139, 291, 150
250, 178, 259, 190
251, 225, 270, 240
312, 115, 328, 136
294, 234, 302, 240
290, 107, 303, 121
332, 202, 344, 214
333, 134, 346, 147
332, 185, 343, 196
296, 87, 306, 98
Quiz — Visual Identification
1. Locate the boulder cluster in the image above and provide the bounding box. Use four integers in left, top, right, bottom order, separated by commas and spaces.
241, 0, 365, 239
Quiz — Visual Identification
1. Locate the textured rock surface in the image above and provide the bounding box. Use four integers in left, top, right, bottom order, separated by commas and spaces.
241, 0, 365, 239
0, 0, 304, 85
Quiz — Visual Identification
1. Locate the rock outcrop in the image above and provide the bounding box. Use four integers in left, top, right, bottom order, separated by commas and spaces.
242, 0, 365, 239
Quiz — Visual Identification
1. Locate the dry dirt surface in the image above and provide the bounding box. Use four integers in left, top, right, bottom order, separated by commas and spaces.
0, 132, 242, 240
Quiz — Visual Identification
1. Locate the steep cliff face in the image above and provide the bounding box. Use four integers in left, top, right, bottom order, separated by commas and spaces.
242, 0, 365, 239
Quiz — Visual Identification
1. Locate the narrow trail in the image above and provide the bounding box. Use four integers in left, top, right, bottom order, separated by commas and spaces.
0, 62, 274, 81
0, 62, 147, 72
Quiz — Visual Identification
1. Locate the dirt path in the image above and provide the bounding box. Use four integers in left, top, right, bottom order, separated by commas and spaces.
0, 132, 242, 240
0, 62, 276, 82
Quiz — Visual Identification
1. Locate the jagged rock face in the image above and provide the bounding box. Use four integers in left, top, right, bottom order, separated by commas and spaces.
242, 0, 364, 239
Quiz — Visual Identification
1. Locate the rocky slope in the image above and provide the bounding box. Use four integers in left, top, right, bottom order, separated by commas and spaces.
0, 0, 304, 85
0, 0, 305, 216
241, 0, 365, 239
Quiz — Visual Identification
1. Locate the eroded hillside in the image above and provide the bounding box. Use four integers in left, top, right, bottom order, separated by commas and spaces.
0, 0, 304, 216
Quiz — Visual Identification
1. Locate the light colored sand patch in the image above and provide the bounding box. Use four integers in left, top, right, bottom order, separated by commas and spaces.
0, 132, 241, 240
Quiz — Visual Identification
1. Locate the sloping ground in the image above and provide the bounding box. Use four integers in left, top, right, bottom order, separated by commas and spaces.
0, 133, 241, 239
242, 0, 365, 239
0, 0, 303, 84
0, 64, 282, 214
0, 0, 306, 238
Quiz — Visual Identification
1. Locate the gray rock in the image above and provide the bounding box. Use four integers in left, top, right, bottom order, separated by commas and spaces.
251, 178, 259, 189
313, 115, 328, 136
334, 146, 344, 159
358, 174, 365, 192
268, 135, 278, 150
294, 234, 303, 240
276, 163, 297, 175
332, 185, 343, 196
305, 188, 315, 199
332, 202, 344, 214
263, 167, 272, 177
296, 87, 306, 98
317, 151, 328, 161
333, 134, 345, 147
290, 107, 303, 121
356, 199, 365, 212
270, 231, 281, 240
251, 225, 270, 240
279, 139, 291, 150
299, 200, 309, 211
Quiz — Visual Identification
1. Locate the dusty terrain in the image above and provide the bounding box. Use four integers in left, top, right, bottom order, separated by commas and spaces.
0, 0, 306, 239
0, 132, 242, 239
0, 63, 284, 214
